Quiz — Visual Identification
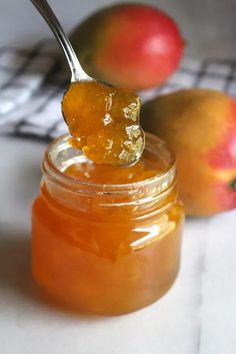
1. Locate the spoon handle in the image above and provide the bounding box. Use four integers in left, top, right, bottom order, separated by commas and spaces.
30, 0, 91, 82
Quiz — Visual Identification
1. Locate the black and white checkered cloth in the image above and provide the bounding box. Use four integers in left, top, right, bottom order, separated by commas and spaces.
0, 40, 236, 141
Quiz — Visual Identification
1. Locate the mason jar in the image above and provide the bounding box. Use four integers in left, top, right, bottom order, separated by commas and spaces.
32, 133, 184, 315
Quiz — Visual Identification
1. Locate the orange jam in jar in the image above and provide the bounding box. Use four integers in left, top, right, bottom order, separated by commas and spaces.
32, 133, 184, 315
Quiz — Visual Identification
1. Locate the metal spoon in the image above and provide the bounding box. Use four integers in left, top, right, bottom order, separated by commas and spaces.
30, 0, 92, 83
30, 0, 144, 167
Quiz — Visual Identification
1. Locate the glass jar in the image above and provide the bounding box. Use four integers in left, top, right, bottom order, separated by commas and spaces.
32, 133, 184, 315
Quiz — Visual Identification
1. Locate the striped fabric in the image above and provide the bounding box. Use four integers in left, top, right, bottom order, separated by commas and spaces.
0, 40, 236, 141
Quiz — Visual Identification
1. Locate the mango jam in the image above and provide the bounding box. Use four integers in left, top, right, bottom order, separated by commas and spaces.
32, 134, 184, 315
62, 80, 144, 165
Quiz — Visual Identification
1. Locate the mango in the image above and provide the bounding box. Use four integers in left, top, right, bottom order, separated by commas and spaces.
70, 4, 184, 91
141, 89, 236, 216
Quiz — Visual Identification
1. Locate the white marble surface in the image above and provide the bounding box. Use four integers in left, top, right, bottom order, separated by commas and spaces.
0, 136, 236, 354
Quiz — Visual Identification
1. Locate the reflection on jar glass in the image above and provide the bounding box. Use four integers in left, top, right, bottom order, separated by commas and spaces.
32, 133, 185, 315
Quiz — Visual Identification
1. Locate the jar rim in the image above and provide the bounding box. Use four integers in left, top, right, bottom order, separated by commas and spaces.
42, 133, 176, 196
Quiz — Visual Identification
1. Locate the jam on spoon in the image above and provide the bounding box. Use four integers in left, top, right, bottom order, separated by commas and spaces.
62, 81, 144, 165
31, 0, 144, 166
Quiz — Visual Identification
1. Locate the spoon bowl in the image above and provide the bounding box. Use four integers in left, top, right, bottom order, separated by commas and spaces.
30, 0, 144, 167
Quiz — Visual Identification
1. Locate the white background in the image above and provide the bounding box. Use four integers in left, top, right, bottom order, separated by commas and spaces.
0, 1, 236, 353
1, 0, 236, 58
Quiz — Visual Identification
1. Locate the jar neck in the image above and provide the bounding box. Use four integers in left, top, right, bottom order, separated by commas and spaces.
41, 134, 178, 220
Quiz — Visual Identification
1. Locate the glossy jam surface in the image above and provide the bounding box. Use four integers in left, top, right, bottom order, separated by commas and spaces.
62, 81, 144, 165
32, 140, 184, 315
64, 149, 164, 184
